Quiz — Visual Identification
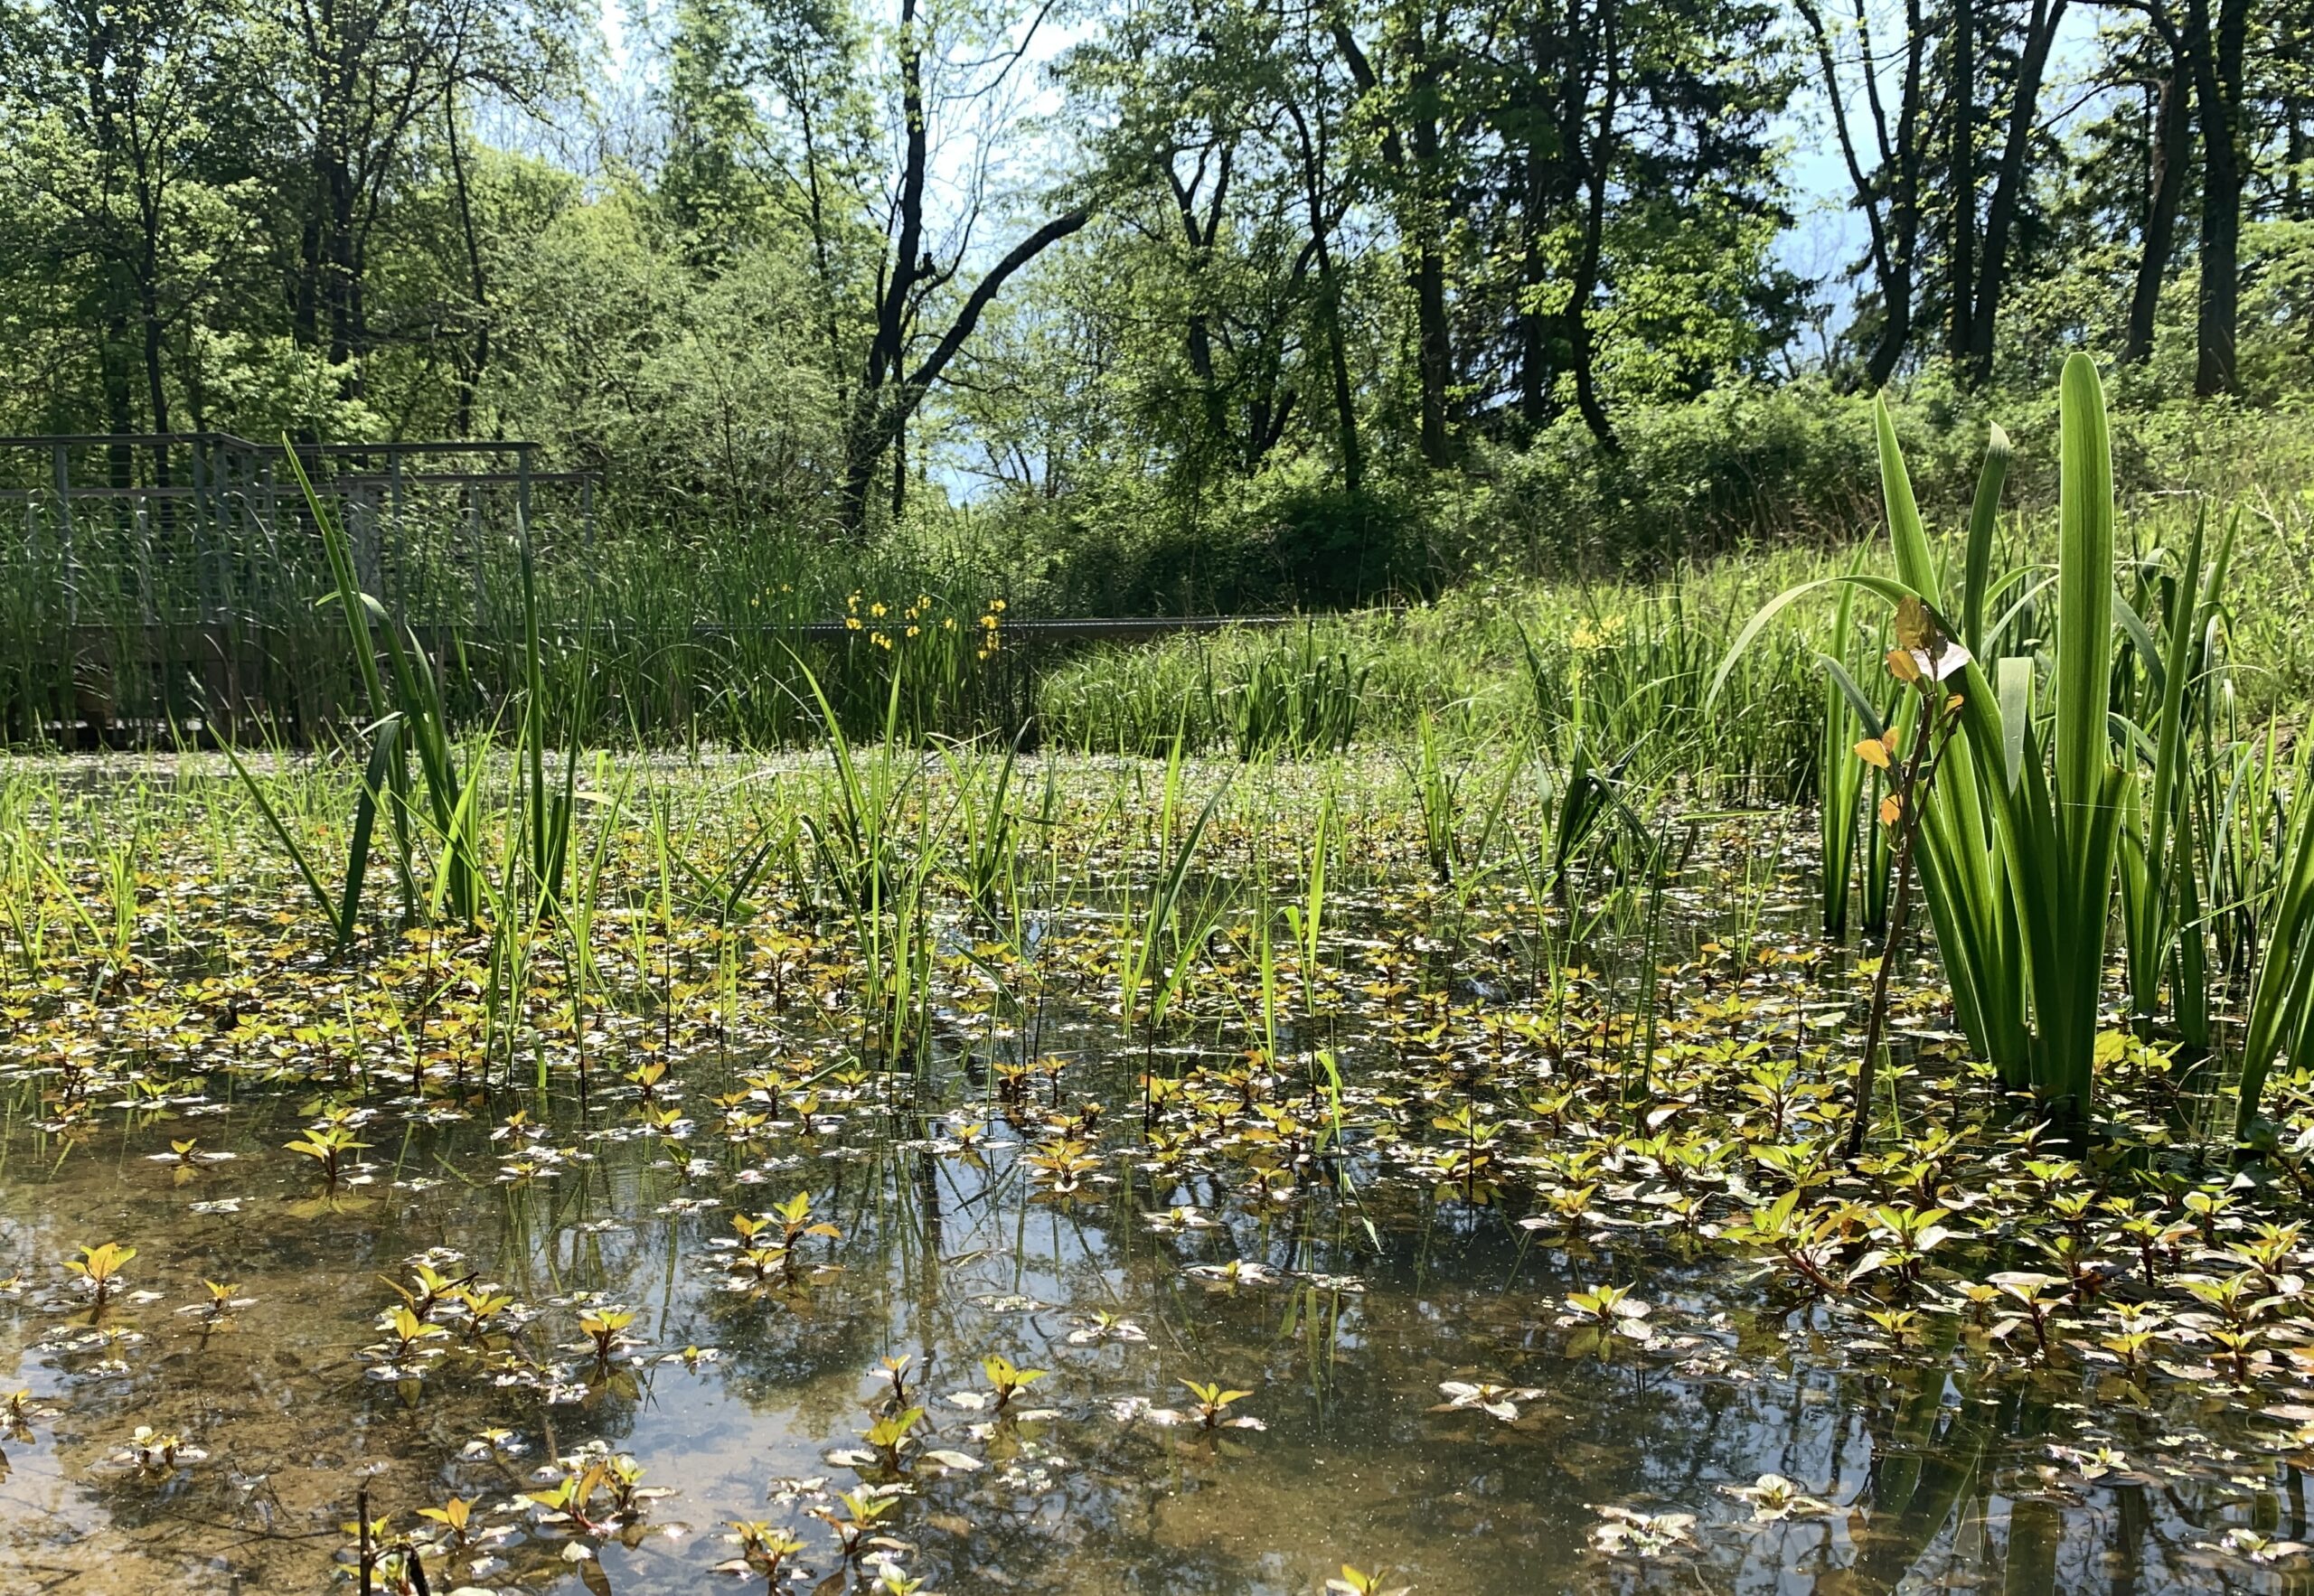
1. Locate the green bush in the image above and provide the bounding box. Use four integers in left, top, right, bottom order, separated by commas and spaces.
984, 461, 1435, 615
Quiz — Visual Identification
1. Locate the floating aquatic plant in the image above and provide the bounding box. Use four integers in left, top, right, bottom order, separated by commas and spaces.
63, 1242, 134, 1311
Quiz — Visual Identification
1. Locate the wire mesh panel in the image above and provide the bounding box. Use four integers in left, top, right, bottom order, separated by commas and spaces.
0, 434, 598, 742
0, 432, 1299, 750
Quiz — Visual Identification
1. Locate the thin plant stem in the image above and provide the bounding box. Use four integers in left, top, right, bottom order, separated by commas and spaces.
1847, 698, 1944, 1159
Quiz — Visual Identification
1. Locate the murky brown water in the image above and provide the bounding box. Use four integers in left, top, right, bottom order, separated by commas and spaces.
0, 1040, 2298, 1596
0, 760, 2304, 1595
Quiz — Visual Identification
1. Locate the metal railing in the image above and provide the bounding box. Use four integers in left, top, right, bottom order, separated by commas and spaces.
0, 432, 597, 629
0, 433, 1328, 748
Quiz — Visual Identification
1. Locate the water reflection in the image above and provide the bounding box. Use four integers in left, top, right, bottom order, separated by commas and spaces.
0, 1045, 2302, 1596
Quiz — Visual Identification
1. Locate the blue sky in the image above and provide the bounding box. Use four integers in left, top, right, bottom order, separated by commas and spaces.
589, 0, 2119, 371
1776, 1, 2117, 348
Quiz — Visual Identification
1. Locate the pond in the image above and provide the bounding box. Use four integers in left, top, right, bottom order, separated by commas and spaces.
0, 755, 2303, 1595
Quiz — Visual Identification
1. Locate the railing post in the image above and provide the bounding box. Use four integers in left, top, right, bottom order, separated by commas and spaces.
389, 451, 406, 628
191, 435, 214, 618
469, 485, 484, 624
51, 441, 74, 626
260, 456, 280, 610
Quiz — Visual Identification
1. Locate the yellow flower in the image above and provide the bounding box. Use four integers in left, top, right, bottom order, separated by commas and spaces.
870, 602, 887, 617
905, 624, 920, 638
844, 616, 861, 632
1570, 613, 1626, 652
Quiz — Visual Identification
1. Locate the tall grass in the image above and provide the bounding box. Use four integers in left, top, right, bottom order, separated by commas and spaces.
1724, 356, 2156, 1122
2236, 741, 2314, 1138
2114, 510, 2233, 1054
220, 452, 485, 944
1813, 572, 1884, 941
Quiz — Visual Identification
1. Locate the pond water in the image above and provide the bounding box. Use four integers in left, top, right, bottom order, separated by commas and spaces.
0, 760, 2304, 1595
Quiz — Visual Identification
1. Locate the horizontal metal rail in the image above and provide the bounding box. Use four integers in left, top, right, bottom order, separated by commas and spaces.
0, 472, 598, 498
325, 471, 598, 488
0, 433, 546, 456
786, 615, 1297, 643
38, 615, 1306, 660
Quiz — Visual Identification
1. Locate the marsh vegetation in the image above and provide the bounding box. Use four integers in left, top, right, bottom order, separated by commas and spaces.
2, 367, 2314, 1594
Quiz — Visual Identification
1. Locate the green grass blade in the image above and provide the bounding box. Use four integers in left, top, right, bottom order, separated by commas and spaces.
1961, 423, 2012, 656
2054, 352, 2115, 835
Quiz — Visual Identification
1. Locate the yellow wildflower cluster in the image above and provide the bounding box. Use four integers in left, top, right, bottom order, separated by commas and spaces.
1569, 613, 1628, 652
839, 590, 987, 656
975, 596, 1006, 662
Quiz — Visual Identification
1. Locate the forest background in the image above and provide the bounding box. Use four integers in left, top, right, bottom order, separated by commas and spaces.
0, 0, 2299, 614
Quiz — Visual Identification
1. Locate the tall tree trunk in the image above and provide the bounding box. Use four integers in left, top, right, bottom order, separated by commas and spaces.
840, 397, 894, 538
1284, 99, 1362, 496
2124, 61, 2191, 365
1564, 0, 1620, 450
1332, 17, 1452, 465
82, 17, 136, 484
2187, 0, 2248, 396
834, 201, 1091, 535
795, 93, 847, 398
840, 0, 931, 536
295, 207, 321, 348
1314, 259, 1362, 495
892, 417, 906, 521
1168, 148, 1234, 461
1801, 0, 1924, 387
444, 86, 492, 437
323, 146, 356, 371
2290, 117, 2308, 220
1405, 12, 1452, 466
130, 139, 171, 466
1515, 23, 1554, 434
1410, 221, 1451, 464
1962, 0, 2065, 384
100, 317, 136, 488
1516, 230, 1547, 430
141, 277, 170, 481
1877, 0, 1926, 388
136, 185, 171, 482
1947, 0, 1973, 366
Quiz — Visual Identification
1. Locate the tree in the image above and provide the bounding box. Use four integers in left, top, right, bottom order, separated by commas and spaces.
2184, 0, 2250, 394
0, 0, 252, 475
1455, 0, 1794, 437
1954, 0, 2068, 385
1800, 0, 1927, 385
1333, 0, 1456, 465
1058, 0, 1323, 485
260, 0, 570, 393
2121, 23, 2193, 366
831, 0, 1090, 535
